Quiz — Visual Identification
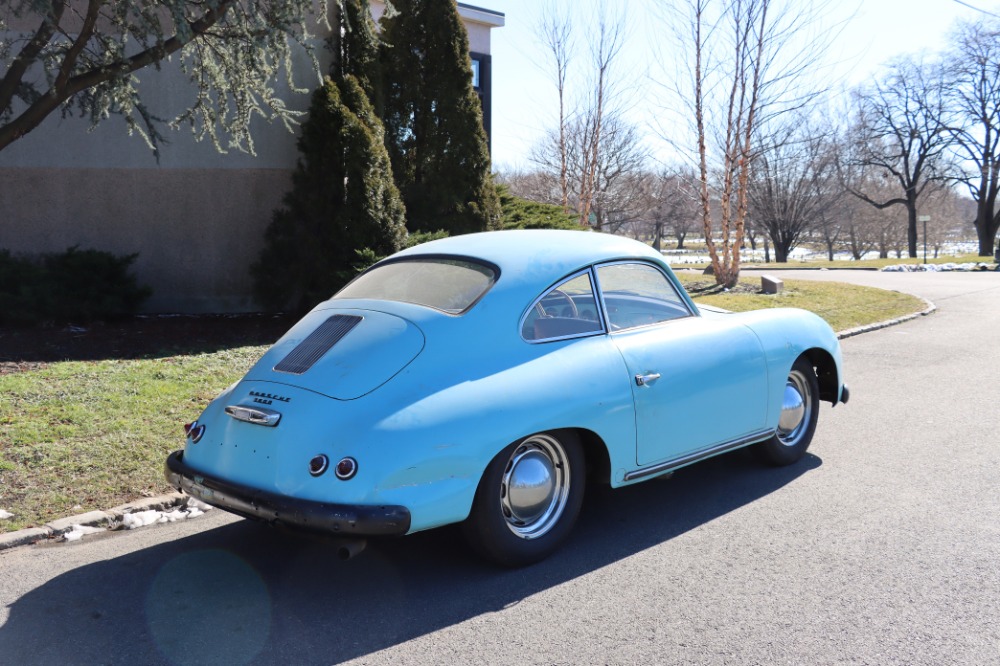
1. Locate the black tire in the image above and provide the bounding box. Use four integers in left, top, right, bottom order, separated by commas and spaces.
755, 356, 819, 466
462, 430, 585, 567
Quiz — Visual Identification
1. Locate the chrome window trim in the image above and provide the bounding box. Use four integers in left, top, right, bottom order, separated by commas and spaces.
593, 260, 695, 333
520, 268, 607, 344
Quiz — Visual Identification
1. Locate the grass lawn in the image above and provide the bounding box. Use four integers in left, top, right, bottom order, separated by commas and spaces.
0, 348, 263, 532
0, 277, 927, 533
676, 274, 927, 332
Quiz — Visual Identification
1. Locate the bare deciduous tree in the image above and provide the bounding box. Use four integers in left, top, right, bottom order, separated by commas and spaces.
495, 167, 561, 207
944, 16, 1000, 256
843, 57, 953, 258
588, 117, 651, 232
662, 0, 833, 287
748, 118, 840, 262
531, 0, 629, 226
530, 111, 648, 231
577, 1, 626, 228
535, 2, 574, 212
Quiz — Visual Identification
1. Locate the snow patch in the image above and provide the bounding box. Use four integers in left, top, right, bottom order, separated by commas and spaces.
62, 524, 104, 541
122, 509, 164, 529
882, 262, 995, 272
121, 498, 213, 530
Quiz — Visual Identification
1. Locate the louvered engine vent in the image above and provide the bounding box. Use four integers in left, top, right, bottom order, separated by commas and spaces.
274, 314, 363, 375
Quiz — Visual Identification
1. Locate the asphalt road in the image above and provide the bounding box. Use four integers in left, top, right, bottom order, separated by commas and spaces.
1, 270, 998, 666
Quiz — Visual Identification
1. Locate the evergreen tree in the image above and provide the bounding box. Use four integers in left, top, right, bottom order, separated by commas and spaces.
339, 0, 383, 114
252, 74, 406, 312
380, 0, 501, 235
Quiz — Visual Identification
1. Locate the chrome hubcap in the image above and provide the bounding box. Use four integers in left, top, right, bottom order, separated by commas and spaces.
500, 434, 570, 539
777, 370, 812, 447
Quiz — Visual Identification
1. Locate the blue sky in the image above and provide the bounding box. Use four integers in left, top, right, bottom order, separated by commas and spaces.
484, 0, 995, 170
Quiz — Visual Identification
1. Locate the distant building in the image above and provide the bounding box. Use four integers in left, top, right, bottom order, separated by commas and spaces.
0, 3, 504, 313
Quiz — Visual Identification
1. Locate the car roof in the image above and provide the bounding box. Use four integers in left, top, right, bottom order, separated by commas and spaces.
392, 230, 666, 290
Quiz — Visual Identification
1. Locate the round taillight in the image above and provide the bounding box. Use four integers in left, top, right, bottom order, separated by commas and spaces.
309, 454, 329, 477
335, 457, 358, 480
186, 422, 206, 444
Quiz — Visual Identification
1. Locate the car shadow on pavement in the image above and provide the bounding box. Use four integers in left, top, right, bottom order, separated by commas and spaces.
0, 450, 820, 665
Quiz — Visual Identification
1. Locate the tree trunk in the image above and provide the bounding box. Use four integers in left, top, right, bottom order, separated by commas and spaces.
848, 227, 860, 260
974, 207, 999, 256
774, 243, 790, 263
906, 198, 918, 258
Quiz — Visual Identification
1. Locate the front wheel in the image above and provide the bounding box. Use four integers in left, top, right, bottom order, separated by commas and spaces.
462, 431, 585, 567
755, 357, 819, 466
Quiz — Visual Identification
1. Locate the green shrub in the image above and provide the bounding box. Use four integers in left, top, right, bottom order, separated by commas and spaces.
404, 229, 450, 248
0, 247, 151, 324
498, 185, 583, 230
0, 250, 43, 324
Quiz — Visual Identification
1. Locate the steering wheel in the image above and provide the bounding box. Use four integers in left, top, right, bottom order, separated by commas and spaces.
535, 288, 579, 319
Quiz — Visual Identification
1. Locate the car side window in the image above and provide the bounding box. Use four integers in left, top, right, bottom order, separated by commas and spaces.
522, 271, 604, 342
596, 263, 692, 331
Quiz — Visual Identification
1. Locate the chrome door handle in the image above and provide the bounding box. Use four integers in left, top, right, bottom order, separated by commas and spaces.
635, 372, 661, 386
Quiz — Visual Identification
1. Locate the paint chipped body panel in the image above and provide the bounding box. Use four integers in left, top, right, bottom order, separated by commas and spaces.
166, 230, 847, 538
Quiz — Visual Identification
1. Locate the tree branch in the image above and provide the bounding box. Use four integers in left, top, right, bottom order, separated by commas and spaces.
0, 1, 67, 114
0, 0, 236, 152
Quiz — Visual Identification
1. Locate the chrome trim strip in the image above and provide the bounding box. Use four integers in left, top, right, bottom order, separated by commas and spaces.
225, 404, 282, 427
623, 429, 775, 482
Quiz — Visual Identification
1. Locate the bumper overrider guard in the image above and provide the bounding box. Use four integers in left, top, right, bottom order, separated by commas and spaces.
165, 450, 411, 536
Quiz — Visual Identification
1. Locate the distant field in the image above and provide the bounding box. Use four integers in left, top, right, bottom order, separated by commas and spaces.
665, 252, 991, 271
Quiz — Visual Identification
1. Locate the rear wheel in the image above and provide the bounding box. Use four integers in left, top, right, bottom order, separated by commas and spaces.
755, 357, 819, 466
462, 431, 584, 567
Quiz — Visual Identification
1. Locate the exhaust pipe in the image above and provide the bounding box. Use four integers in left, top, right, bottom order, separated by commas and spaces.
336, 538, 367, 561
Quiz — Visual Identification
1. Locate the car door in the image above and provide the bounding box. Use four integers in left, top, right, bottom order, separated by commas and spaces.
596, 262, 769, 467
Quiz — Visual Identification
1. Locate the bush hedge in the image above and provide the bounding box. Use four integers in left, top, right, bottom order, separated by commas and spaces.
0, 247, 151, 325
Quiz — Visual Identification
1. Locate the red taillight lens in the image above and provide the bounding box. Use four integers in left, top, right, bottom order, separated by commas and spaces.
185, 421, 206, 443
309, 455, 329, 477
335, 457, 358, 480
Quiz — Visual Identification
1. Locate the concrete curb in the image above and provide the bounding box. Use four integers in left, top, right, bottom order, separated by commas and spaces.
0, 492, 187, 553
0, 293, 940, 554
835, 296, 937, 340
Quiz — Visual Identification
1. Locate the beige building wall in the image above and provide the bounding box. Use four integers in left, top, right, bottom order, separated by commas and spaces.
0, 167, 290, 312
0, 3, 503, 313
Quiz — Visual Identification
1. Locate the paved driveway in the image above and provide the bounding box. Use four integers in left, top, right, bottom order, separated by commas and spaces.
1, 270, 998, 665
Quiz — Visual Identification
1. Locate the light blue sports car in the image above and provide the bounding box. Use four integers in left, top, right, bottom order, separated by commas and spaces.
166, 230, 849, 566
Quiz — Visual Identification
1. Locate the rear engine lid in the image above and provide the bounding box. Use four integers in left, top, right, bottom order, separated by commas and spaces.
243, 308, 424, 400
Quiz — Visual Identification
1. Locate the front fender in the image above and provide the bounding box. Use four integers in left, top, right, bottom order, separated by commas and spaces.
734, 308, 846, 426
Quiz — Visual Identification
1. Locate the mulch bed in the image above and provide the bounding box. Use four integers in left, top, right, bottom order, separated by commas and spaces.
0, 313, 298, 374
682, 280, 763, 296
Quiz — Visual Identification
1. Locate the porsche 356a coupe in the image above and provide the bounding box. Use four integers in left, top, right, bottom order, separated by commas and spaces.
166, 230, 848, 566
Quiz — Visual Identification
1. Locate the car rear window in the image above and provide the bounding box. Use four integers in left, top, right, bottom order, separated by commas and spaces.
334, 258, 497, 314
